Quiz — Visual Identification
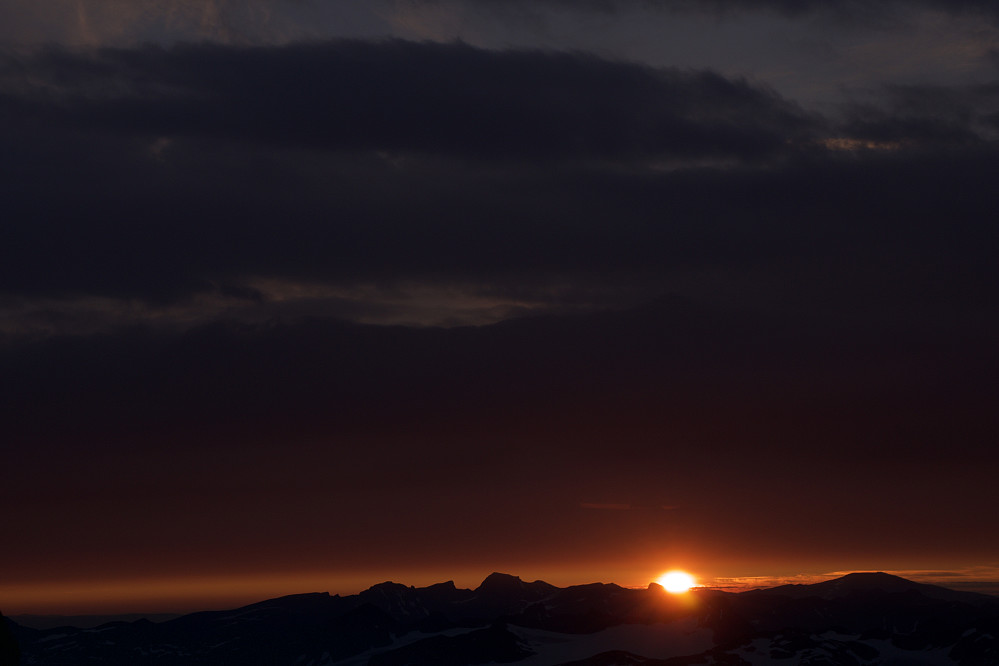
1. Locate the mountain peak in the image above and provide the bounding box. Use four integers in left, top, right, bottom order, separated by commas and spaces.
842, 571, 901, 579
367, 581, 410, 592
756, 571, 988, 603
810, 571, 910, 590
474, 573, 558, 605
815, 571, 938, 596
476, 572, 523, 592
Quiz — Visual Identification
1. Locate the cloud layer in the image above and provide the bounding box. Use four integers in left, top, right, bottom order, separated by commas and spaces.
2, 38, 996, 325
4, 40, 814, 161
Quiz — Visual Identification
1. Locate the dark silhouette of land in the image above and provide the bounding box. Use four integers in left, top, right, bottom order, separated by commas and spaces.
8, 572, 999, 665
0, 611, 19, 666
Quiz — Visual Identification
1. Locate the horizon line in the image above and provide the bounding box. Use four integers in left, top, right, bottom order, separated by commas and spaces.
6, 566, 999, 621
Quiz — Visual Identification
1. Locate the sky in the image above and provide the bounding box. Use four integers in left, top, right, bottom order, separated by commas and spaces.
2, 0, 999, 616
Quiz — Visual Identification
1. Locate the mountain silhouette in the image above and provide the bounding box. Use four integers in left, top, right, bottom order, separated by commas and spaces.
9, 572, 999, 665
751, 571, 992, 603
0, 612, 19, 666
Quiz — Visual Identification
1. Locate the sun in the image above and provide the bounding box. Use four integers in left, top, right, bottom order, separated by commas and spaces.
657, 570, 696, 593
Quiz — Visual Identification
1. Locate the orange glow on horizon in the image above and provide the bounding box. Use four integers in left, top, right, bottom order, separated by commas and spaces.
0, 567, 570, 615
0, 572, 426, 616
8, 564, 998, 616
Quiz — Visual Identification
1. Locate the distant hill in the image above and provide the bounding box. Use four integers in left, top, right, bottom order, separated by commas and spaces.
747, 571, 995, 603
9, 572, 999, 665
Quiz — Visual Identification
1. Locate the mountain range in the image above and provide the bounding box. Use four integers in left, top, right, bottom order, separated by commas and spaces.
5, 572, 999, 665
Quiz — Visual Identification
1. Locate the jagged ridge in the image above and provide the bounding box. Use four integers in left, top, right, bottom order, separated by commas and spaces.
8, 572, 999, 665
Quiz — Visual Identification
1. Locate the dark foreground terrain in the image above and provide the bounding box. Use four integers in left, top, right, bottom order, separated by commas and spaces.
5, 572, 999, 665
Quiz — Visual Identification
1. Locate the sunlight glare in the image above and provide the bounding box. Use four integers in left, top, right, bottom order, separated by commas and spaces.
658, 570, 696, 593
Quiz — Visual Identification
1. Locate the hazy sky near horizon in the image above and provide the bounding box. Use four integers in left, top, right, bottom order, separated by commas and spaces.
2, 0, 999, 614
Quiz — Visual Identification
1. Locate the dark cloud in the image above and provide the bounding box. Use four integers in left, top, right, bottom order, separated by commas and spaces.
0, 39, 815, 307
839, 83, 999, 145
1, 40, 814, 162
1, 39, 997, 339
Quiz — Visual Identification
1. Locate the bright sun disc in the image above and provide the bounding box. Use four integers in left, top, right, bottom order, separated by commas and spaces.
658, 571, 696, 593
